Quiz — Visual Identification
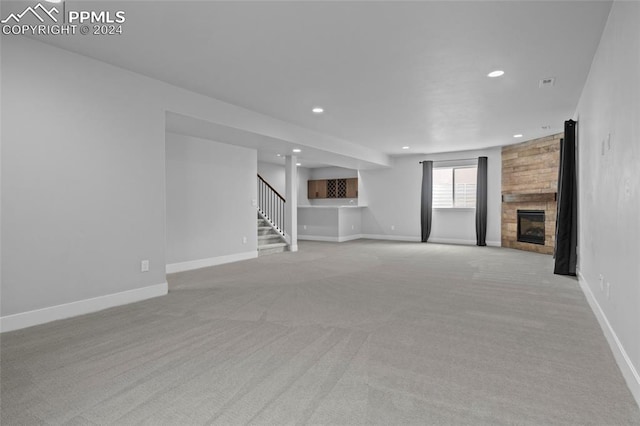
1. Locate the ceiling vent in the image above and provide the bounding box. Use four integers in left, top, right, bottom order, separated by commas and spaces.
539, 77, 555, 88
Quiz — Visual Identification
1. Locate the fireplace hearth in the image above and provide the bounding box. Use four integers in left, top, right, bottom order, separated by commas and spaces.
517, 210, 545, 245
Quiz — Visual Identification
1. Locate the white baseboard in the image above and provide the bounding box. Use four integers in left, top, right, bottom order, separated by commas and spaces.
0, 282, 168, 333
298, 234, 363, 243
360, 234, 421, 242
338, 234, 364, 242
166, 251, 257, 274
429, 237, 477, 245
300, 234, 501, 247
577, 270, 640, 407
429, 238, 502, 247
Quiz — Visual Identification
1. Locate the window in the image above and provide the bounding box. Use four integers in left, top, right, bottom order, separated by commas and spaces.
433, 166, 477, 208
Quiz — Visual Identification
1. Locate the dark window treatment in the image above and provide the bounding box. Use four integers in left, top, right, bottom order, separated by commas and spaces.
421, 161, 433, 242
554, 120, 578, 276
475, 156, 488, 246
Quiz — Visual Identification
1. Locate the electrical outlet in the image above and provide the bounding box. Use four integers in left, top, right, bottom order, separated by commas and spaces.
242, 236, 247, 244
351, 225, 355, 230
141, 260, 149, 272
391, 225, 395, 231
251, 199, 257, 207
303, 225, 307, 230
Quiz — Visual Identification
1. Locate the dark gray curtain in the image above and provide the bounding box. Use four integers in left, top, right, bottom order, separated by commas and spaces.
421, 161, 433, 242
475, 156, 488, 246
554, 120, 578, 276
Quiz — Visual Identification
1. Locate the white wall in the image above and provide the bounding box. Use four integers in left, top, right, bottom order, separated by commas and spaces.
257, 162, 310, 206
2, 36, 322, 329
1, 37, 168, 324
360, 148, 501, 245
297, 167, 311, 206
166, 134, 257, 268
298, 208, 339, 238
258, 161, 286, 196
309, 167, 358, 180
574, 1, 640, 403
298, 207, 362, 242
339, 208, 362, 238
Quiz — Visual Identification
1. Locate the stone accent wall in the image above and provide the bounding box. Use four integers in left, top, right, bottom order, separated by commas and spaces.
502, 134, 562, 254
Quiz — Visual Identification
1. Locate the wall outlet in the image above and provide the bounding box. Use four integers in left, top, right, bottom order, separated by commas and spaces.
303, 225, 307, 230
391, 225, 395, 231
251, 199, 257, 207
242, 236, 247, 244
351, 224, 355, 230
141, 260, 149, 272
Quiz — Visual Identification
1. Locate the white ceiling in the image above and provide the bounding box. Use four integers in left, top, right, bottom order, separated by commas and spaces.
28, 1, 611, 163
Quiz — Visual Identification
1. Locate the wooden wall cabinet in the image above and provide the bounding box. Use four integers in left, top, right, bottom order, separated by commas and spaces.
308, 178, 358, 199
308, 179, 327, 199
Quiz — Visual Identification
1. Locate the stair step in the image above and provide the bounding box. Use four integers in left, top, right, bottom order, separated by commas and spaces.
256, 213, 286, 255
259, 242, 287, 249
258, 234, 283, 243
258, 226, 275, 234
258, 233, 281, 238
258, 242, 288, 256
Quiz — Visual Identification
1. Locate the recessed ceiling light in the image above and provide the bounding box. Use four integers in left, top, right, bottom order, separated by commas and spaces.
276, 153, 281, 157
312, 107, 324, 114
402, 146, 410, 150
292, 148, 301, 153
488, 70, 505, 78
513, 134, 523, 138
296, 163, 301, 166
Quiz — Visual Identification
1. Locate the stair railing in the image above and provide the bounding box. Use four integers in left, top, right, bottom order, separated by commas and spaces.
257, 174, 286, 237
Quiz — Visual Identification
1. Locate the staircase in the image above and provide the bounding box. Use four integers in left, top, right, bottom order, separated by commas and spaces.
257, 174, 288, 256
257, 214, 288, 256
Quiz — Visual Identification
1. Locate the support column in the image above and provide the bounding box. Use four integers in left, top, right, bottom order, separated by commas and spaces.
285, 155, 298, 252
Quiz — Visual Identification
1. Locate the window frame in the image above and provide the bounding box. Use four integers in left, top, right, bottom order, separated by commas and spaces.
432, 165, 478, 210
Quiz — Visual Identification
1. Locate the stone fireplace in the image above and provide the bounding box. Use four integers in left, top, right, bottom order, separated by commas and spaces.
501, 134, 562, 254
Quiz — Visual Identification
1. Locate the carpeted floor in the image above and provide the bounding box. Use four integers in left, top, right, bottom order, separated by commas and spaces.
1, 240, 639, 425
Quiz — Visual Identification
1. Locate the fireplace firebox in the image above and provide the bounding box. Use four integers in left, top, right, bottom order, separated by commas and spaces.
517, 210, 545, 245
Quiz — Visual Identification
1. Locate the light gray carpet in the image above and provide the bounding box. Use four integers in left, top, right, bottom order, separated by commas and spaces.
1, 240, 639, 425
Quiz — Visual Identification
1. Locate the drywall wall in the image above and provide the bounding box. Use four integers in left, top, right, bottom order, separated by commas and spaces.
574, 1, 640, 403
297, 167, 311, 206
1, 37, 168, 322
309, 167, 358, 180
166, 134, 257, 266
3, 36, 354, 328
298, 207, 362, 241
258, 161, 286, 196
257, 162, 310, 206
338, 208, 362, 238
298, 208, 339, 238
359, 148, 501, 245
